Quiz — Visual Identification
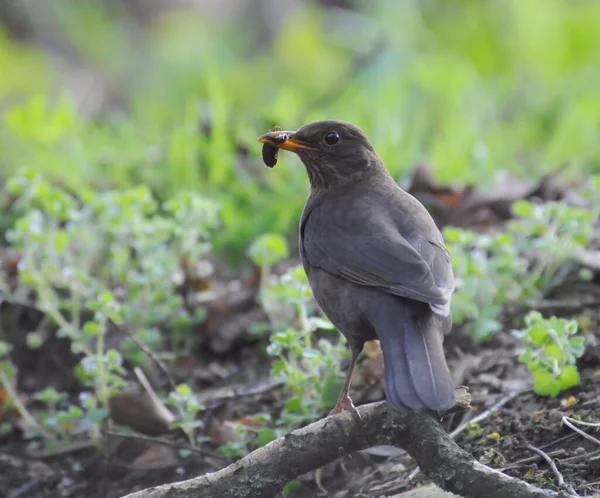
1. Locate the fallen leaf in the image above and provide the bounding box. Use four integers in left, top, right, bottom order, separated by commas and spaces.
206, 418, 244, 445
131, 444, 178, 470
110, 389, 175, 436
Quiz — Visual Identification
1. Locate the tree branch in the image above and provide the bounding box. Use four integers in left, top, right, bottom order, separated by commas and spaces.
121, 390, 568, 498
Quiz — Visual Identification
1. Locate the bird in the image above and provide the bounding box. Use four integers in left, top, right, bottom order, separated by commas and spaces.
258, 120, 456, 416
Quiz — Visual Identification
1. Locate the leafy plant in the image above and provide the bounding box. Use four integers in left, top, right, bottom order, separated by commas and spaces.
509, 199, 596, 296
514, 312, 585, 397
265, 265, 348, 428
249, 236, 349, 431
3, 1, 600, 257
1, 171, 219, 448
444, 228, 524, 341
165, 383, 204, 448
445, 179, 600, 341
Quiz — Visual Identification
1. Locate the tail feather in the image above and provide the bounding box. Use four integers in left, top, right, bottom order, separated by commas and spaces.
372, 298, 455, 411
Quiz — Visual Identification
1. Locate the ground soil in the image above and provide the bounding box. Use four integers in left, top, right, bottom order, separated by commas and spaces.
1, 316, 599, 498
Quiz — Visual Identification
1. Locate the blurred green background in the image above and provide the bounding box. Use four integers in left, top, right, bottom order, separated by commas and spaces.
1, 0, 599, 259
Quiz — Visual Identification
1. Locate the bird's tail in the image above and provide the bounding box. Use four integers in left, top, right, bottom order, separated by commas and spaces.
371, 298, 455, 411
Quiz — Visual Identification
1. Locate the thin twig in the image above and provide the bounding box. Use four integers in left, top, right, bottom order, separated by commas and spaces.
562, 417, 600, 447
133, 367, 175, 426
539, 432, 578, 451
562, 417, 600, 428
0, 371, 55, 441
106, 431, 226, 465
450, 392, 519, 439
499, 449, 567, 471
559, 448, 600, 465
114, 322, 178, 393
32, 439, 96, 458
526, 444, 578, 496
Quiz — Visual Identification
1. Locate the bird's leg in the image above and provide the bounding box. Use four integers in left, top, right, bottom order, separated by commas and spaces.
329, 349, 362, 421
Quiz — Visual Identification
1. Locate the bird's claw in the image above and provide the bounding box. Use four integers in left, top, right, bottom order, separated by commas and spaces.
329, 395, 362, 421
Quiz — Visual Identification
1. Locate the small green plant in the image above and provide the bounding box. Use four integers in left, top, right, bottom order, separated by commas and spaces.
0, 346, 107, 449
1, 171, 219, 449
247, 233, 290, 313
249, 236, 349, 431
165, 383, 205, 448
509, 199, 596, 296
446, 179, 600, 341
514, 311, 585, 397
444, 228, 524, 341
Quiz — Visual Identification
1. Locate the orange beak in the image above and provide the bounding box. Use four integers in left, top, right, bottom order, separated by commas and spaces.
257, 130, 316, 152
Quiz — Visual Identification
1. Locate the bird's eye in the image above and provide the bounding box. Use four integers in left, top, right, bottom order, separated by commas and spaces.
323, 131, 340, 146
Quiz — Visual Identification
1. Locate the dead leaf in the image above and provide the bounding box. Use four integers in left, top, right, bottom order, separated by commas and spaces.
131, 444, 178, 470
206, 418, 244, 445
110, 389, 175, 436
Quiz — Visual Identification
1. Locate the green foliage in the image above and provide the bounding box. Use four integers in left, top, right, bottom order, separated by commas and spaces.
1, 171, 219, 448
445, 229, 524, 341
446, 181, 599, 341
283, 480, 302, 497
248, 234, 289, 269
165, 383, 205, 447
509, 199, 596, 294
515, 312, 585, 397
1, 1, 600, 256
264, 266, 346, 429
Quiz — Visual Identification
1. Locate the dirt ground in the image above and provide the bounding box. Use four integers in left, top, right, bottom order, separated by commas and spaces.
1, 306, 599, 498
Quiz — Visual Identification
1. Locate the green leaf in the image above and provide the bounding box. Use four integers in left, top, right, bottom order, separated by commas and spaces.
285, 397, 303, 413
54, 229, 70, 252
320, 373, 344, 408
256, 427, 277, 447
559, 365, 580, 390
26, 332, 44, 349
83, 321, 103, 336
302, 348, 321, 359
175, 384, 193, 397
85, 408, 110, 424
271, 360, 288, 377
306, 317, 334, 331
247, 233, 289, 267
34, 387, 65, 404
513, 200, 536, 218
543, 343, 562, 361
569, 337, 585, 358
472, 317, 502, 342
98, 291, 115, 304
0, 341, 13, 357
283, 480, 302, 497
528, 324, 549, 346
533, 371, 561, 397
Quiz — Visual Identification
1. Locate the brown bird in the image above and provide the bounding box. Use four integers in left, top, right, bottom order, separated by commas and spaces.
258, 120, 455, 415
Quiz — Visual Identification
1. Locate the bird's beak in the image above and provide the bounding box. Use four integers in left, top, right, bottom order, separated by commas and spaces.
257, 130, 316, 152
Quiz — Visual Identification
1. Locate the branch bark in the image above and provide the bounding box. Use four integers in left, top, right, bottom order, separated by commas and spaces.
121, 390, 568, 498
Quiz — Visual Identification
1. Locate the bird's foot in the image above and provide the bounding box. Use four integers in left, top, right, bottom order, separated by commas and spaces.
329, 395, 362, 421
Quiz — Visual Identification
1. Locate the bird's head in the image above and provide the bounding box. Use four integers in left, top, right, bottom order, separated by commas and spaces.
258, 120, 385, 189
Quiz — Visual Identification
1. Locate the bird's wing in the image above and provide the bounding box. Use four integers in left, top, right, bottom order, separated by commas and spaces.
301, 199, 454, 313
